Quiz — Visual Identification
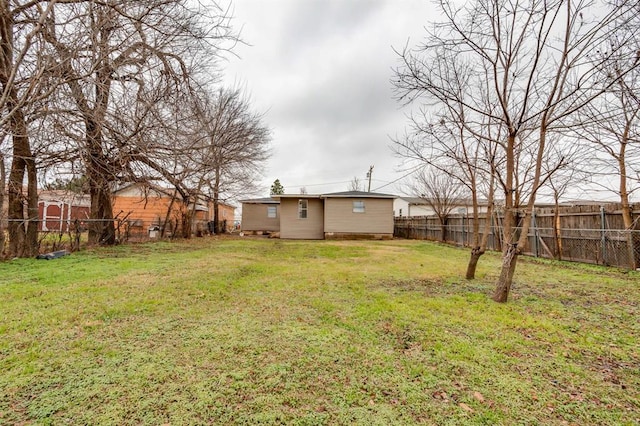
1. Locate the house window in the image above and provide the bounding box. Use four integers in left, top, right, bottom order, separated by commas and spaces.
353, 200, 365, 213
267, 206, 277, 218
298, 199, 308, 219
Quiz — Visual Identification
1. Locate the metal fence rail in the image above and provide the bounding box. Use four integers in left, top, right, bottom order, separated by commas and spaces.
394, 217, 640, 270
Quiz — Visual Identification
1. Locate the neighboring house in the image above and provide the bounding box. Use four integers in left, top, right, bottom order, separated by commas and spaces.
239, 197, 280, 234
274, 191, 396, 240
112, 183, 235, 237
113, 183, 184, 236
38, 190, 90, 232
394, 196, 491, 217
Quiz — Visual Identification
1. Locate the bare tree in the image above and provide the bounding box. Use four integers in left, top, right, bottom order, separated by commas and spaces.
411, 167, 467, 242
535, 139, 591, 260
393, 53, 501, 279
39, 0, 235, 244
573, 31, 640, 266
0, 1, 58, 257
348, 176, 363, 192
395, 0, 639, 302
191, 87, 271, 234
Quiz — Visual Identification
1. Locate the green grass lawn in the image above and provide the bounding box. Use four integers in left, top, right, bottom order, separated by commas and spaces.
0, 238, 638, 425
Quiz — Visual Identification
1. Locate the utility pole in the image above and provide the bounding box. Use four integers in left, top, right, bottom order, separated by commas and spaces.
366, 165, 374, 192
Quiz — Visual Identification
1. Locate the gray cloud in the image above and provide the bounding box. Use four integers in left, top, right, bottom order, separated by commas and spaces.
223, 0, 434, 195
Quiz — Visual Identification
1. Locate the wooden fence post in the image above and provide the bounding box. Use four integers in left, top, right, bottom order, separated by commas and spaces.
532, 208, 539, 257
600, 206, 607, 265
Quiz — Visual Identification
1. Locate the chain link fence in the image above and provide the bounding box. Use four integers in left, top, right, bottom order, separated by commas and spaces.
395, 217, 640, 270
1, 216, 218, 256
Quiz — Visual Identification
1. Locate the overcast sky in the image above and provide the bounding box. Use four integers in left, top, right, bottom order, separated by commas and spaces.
221, 0, 435, 196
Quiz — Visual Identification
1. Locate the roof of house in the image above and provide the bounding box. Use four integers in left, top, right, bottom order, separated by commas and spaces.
240, 197, 280, 204
322, 190, 396, 199
272, 191, 396, 200
272, 194, 322, 199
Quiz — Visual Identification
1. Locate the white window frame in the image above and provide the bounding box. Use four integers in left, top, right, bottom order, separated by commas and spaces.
267, 206, 277, 218
353, 200, 365, 213
298, 199, 308, 219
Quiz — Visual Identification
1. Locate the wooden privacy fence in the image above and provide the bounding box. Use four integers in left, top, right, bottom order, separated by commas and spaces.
394, 203, 640, 270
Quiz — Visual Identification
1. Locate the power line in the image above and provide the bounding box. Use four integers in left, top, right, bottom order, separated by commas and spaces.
283, 180, 352, 188
371, 166, 421, 192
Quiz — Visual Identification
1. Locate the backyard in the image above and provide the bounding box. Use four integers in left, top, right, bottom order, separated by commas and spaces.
0, 237, 638, 425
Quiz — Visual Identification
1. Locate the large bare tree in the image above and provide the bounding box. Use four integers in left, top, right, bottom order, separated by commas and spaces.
0, 1, 59, 257
395, 0, 639, 302
393, 53, 500, 279
39, 0, 234, 244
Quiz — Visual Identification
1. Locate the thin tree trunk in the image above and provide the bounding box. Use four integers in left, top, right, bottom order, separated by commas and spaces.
439, 216, 447, 242
181, 208, 192, 239
466, 165, 496, 280
466, 207, 494, 280
493, 243, 519, 302
553, 197, 562, 260
466, 185, 482, 280
465, 247, 484, 280
618, 150, 637, 269
213, 167, 220, 234
495, 116, 546, 301
161, 189, 178, 238
189, 195, 198, 238
494, 132, 517, 301
25, 141, 38, 256
0, 150, 6, 256
6, 145, 25, 256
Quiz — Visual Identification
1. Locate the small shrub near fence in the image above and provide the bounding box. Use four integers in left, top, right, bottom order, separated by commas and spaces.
395, 203, 640, 270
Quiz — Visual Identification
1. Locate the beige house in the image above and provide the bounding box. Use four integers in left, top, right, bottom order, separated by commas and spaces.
274, 191, 395, 240
393, 196, 491, 217
240, 198, 280, 234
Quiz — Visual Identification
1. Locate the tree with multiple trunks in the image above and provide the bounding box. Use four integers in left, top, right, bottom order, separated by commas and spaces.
395, 0, 640, 301
0, 0, 259, 256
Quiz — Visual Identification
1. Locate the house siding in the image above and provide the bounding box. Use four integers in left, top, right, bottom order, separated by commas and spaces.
113, 194, 183, 231
216, 204, 235, 223
280, 198, 324, 239
208, 202, 236, 232
324, 198, 393, 237
112, 185, 202, 237
241, 203, 280, 232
